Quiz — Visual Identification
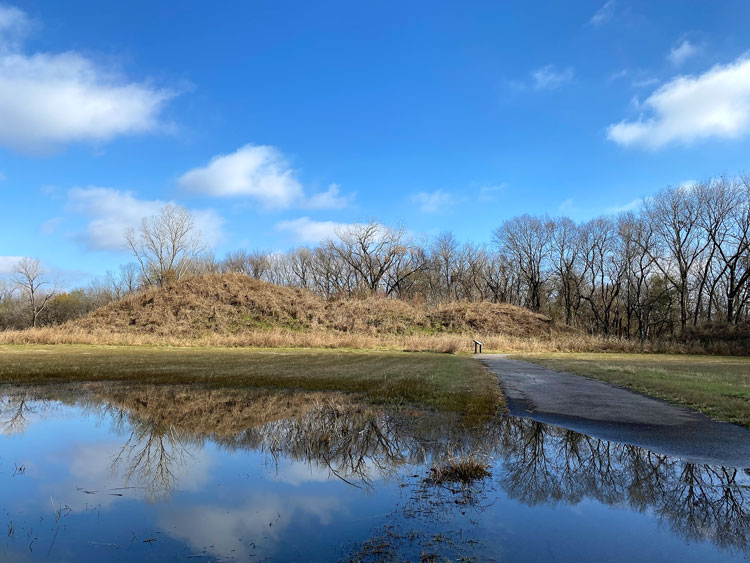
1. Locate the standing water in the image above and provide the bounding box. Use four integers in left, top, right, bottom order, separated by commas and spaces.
0, 383, 748, 561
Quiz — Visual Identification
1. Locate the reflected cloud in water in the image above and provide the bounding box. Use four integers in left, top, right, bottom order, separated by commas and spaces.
0, 383, 749, 561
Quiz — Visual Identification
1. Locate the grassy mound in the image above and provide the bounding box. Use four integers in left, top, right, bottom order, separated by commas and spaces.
71, 273, 558, 339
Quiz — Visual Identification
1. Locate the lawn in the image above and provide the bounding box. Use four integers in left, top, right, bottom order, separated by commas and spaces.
512, 352, 750, 426
0, 345, 501, 417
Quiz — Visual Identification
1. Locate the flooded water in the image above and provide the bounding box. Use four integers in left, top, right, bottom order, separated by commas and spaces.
0, 384, 748, 562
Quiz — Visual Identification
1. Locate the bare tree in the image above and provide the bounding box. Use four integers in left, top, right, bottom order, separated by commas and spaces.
14, 257, 57, 328
106, 262, 141, 299
618, 212, 658, 341
578, 217, 624, 335
125, 204, 206, 286
549, 217, 582, 325
385, 244, 429, 298
494, 215, 551, 312
327, 222, 411, 295
645, 186, 709, 333
223, 249, 271, 279
430, 233, 460, 302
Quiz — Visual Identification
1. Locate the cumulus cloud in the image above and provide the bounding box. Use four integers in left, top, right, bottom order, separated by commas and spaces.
607, 56, 750, 149
668, 40, 701, 67
531, 65, 574, 90
159, 492, 345, 561
590, 1, 616, 26
178, 144, 304, 209
305, 183, 353, 210
275, 217, 355, 244
67, 187, 224, 251
0, 255, 22, 275
0, 4, 175, 153
411, 189, 455, 213
179, 144, 353, 210
0, 3, 31, 50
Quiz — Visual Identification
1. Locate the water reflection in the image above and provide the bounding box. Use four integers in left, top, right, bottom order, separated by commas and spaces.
1, 383, 749, 561
495, 418, 750, 552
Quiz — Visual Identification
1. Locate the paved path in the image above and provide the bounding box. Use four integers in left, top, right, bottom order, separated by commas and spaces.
477, 354, 750, 467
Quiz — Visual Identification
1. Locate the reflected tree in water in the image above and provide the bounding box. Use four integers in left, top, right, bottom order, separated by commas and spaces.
0, 391, 36, 435
496, 416, 750, 554
108, 413, 192, 499
5, 383, 750, 555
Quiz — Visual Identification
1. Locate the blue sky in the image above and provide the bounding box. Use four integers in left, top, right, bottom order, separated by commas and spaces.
1, 1, 750, 284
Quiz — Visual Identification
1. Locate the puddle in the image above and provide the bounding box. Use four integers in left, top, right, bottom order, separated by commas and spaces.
0, 383, 748, 561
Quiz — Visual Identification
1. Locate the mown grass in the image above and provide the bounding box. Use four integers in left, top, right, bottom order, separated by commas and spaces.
513, 352, 750, 427
0, 344, 502, 416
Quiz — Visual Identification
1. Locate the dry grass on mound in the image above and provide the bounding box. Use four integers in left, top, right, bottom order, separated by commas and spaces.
3, 273, 734, 353
65, 273, 560, 339
0, 273, 578, 351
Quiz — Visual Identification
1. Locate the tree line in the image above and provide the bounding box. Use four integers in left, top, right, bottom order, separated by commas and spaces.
3, 174, 750, 342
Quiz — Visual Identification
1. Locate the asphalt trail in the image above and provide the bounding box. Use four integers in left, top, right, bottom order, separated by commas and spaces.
478, 354, 750, 467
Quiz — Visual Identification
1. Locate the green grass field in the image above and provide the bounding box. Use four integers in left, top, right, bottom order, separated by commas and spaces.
513, 352, 750, 426
0, 345, 501, 417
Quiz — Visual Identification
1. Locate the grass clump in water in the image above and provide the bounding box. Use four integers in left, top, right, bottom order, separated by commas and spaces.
426, 455, 491, 486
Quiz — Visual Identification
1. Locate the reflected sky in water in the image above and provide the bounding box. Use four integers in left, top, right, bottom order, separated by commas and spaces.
0, 383, 749, 562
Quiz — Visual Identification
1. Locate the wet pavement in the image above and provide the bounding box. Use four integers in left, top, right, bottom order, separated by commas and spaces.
478, 354, 750, 466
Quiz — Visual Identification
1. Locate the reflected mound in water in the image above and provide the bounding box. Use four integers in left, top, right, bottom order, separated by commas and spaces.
1, 383, 749, 558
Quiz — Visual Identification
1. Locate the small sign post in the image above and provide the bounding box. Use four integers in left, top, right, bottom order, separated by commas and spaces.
473, 340, 483, 354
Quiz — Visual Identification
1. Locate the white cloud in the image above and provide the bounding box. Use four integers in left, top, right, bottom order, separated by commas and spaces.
607, 56, 750, 149
590, 1, 616, 26
269, 458, 340, 486
40, 216, 62, 234
180, 145, 353, 210
632, 77, 659, 88
0, 5, 175, 153
159, 492, 346, 561
411, 189, 455, 213
606, 198, 642, 214
668, 40, 701, 67
178, 144, 304, 209
478, 183, 507, 201
305, 183, 353, 210
679, 179, 697, 191
531, 65, 574, 90
0, 255, 22, 275
610, 70, 659, 88
0, 3, 31, 51
558, 198, 574, 211
275, 217, 356, 244
67, 187, 224, 251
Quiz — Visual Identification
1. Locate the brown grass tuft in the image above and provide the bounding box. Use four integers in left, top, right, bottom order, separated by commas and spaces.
427, 455, 491, 485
